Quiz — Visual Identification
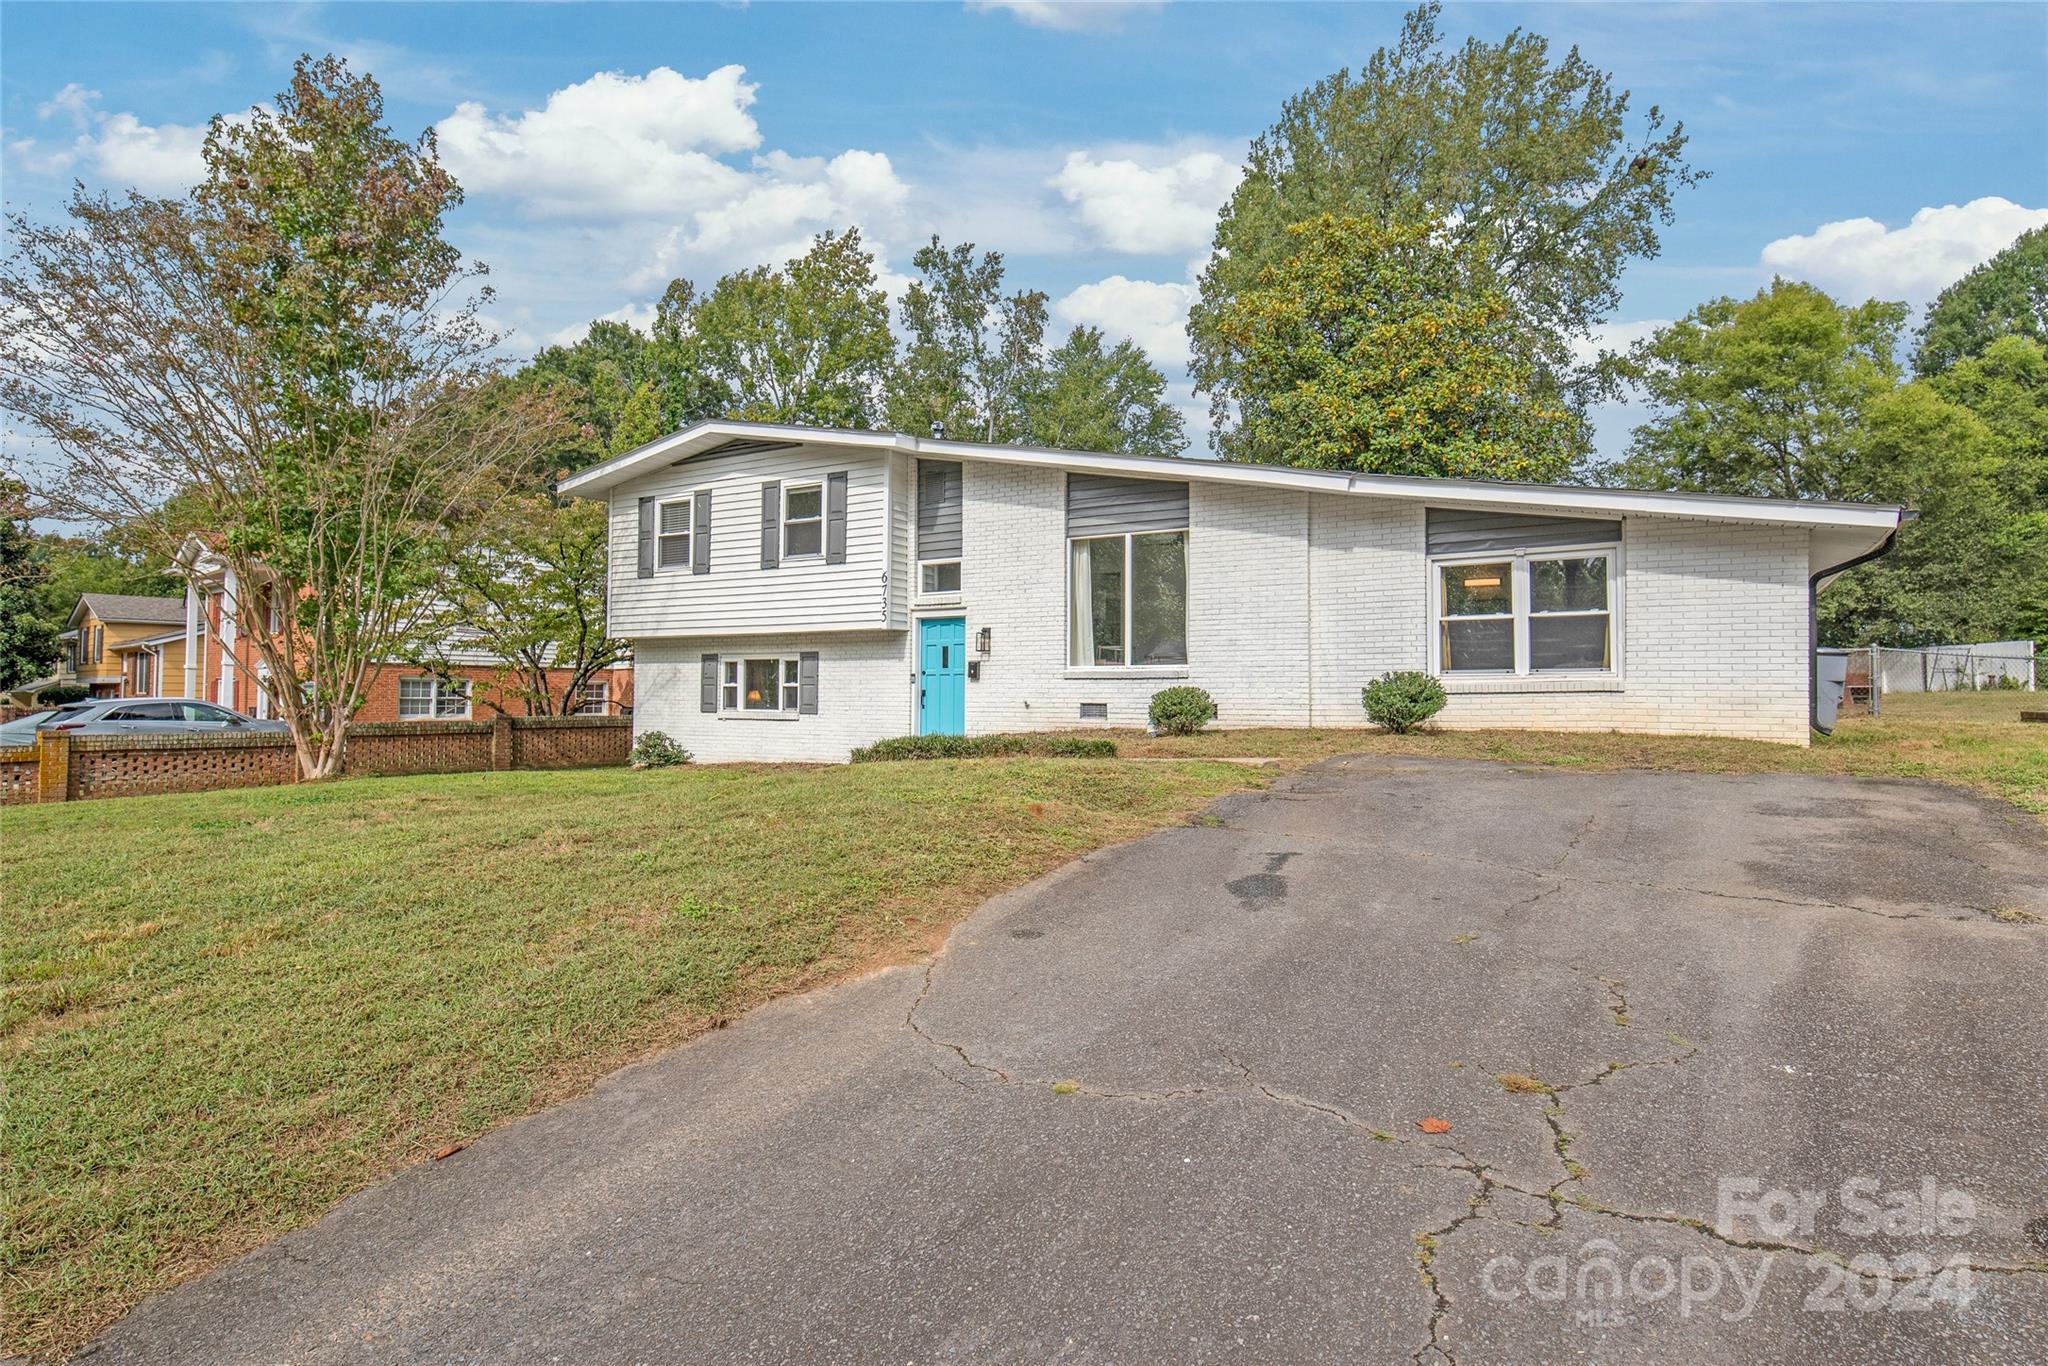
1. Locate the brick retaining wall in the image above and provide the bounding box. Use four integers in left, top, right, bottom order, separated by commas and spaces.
1, 716, 630, 805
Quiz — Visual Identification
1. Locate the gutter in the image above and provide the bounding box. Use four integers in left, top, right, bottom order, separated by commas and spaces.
1808, 515, 1913, 736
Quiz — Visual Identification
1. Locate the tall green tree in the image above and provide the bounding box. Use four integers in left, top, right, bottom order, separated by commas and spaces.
1915, 227, 2048, 377
887, 236, 1049, 443
1190, 1, 1700, 457
1616, 279, 2043, 648
1211, 216, 1576, 479
608, 380, 665, 456
1613, 279, 1907, 500
1023, 327, 1186, 457
2, 56, 554, 777
688, 228, 893, 428
0, 480, 61, 691
512, 319, 656, 472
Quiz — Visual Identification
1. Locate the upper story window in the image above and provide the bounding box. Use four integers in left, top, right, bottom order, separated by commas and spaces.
916, 459, 963, 597
782, 483, 824, 558
657, 498, 693, 569
1434, 548, 1617, 675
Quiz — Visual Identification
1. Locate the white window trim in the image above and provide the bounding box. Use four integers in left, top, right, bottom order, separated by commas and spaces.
1428, 542, 1623, 680
575, 680, 609, 716
1065, 527, 1191, 670
917, 559, 963, 598
781, 481, 824, 560
720, 655, 802, 715
397, 675, 473, 720
655, 495, 694, 572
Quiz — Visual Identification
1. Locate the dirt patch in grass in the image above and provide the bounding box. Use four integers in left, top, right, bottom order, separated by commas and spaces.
0, 756, 1263, 1359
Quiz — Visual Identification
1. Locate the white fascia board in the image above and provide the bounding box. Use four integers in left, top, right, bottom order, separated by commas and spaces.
557, 420, 910, 496
561, 421, 1909, 536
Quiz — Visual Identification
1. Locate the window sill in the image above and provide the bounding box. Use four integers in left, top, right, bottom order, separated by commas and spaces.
1441, 675, 1624, 695
717, 711, 801, 722
913, 595, 964, 609
1063, 666, 1191, 681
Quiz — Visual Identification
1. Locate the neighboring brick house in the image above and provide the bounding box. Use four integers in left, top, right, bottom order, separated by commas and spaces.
558, 419, 1911, 762
130, 537, 634, 722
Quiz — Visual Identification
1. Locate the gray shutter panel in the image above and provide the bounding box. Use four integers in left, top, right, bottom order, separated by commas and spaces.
798, 651, 819, 714
916, 460, 963, 559
760, 483, 780, 570
1065, 473, 1190, 536
636, 497, 655, 579
825, 472, 848, 565
700, 654, 719, 713
691, 489, 712, 574
1424, 508, 1623, 556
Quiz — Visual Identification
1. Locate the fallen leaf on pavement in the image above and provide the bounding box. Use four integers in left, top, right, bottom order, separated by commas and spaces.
431, 1140, 471, 1160
1417, 1117, 1453, 1134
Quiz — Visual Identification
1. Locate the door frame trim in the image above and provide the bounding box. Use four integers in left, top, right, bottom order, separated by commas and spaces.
916, 615, 967, 737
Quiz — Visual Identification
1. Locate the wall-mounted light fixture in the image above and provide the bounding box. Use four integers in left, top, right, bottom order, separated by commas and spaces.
976, 626, 992, 655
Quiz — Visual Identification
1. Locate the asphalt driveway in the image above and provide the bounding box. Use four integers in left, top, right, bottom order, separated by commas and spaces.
84, 757, 2048, 1363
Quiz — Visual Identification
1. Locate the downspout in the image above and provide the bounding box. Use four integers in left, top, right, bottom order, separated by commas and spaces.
1808, 520, 1909, 736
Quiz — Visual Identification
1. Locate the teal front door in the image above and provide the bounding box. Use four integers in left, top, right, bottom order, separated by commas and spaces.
918, 617, 966, 735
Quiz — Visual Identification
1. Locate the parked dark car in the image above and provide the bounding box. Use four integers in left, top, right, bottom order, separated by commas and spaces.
0, 698, 288, 745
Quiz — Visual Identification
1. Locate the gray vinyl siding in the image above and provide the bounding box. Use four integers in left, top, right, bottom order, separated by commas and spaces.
608, 445, 891, 637
1066, 473, 1190, 537
1425, 507, 1623, 556
917, 459, 963, 559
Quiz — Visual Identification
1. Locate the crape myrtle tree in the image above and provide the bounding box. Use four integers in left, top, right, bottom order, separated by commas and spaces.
0, 55, 557, 778
1191, 1, 1701, 464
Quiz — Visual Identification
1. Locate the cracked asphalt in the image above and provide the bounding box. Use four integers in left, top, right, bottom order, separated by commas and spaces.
82, 757, 2048, 1364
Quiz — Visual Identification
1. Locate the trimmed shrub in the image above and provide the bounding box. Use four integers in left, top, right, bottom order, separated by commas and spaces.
629, 730, 691, 768
1361, 670, 1447, 734
36, 684, 89, 705
1148, 685, 1217, 736
851, 733, 1118, 762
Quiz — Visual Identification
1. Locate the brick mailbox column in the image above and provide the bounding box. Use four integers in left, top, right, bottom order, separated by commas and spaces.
36, 730, 73, 803
491, 715, 516, 771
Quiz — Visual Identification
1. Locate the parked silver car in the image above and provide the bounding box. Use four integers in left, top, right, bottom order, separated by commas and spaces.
0, 697, 288, 745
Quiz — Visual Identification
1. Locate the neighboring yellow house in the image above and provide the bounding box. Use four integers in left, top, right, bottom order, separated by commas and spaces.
64, 594, 190, 698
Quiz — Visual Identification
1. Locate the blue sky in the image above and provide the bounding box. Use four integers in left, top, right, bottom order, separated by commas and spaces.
4, 1, 2045, 457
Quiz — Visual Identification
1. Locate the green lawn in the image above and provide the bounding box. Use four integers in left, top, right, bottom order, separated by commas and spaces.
4, 691, 2040, 1356
0, 758, 1263, 1358
1092, 690, 2048, 822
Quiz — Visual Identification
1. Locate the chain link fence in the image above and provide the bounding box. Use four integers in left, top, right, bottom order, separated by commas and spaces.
1874, 642, 2038, 694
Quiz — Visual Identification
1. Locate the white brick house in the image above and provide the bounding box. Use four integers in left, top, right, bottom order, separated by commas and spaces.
560, 421, 1908, 761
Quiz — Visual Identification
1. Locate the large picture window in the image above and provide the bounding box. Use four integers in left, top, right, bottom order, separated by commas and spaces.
1434, 549, 1616, 675
1068, 531, 1187, 668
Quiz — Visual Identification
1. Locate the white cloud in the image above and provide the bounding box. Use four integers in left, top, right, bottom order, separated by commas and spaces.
1050, 147, 1240, 254
544, 301, 659, 349
1569, 318, 1670, 366
438, 66, 765, 219
1054, 274, 1197, 370
16, 84, 214, 194
1760, 197, 2048, 306
966, 1, 1162, 33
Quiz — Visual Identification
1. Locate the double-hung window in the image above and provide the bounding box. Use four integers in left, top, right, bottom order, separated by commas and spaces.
782, 483, 823, 559
398, 676, 472, 719
1068, 530, 1188, 668
656, 498, 692, 569
722, 657, 800, 712
575, 681, 609, 715
1434, 549, 1616, 675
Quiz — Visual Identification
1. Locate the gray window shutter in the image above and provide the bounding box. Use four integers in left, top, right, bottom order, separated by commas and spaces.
637, 497, 656, 579
700, 654, 719, 713
825, 472, 849, 565
798, 651, 819, 714
692, 489, 712, 574
760, 483, 780, 570
916, 459, 963, 559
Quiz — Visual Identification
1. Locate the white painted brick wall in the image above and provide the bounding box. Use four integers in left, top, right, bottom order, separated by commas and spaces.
633, 633, 911, 763
627, 464, 1818, 758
